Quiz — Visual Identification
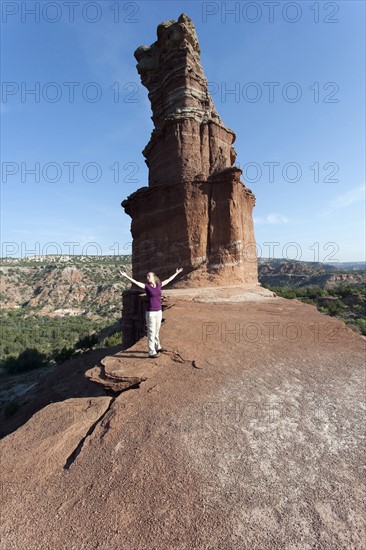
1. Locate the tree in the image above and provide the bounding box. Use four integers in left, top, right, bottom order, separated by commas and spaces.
2, 348, 49, 374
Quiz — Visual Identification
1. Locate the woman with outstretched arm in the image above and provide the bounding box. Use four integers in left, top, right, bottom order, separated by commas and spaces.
119, 267, 183, 358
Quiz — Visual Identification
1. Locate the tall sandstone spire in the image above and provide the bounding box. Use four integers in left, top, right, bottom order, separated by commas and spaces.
121, 13, 258, 287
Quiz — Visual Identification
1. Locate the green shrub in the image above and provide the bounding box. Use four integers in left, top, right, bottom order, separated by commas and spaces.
298, 298, 316, 305
75, 333, 99, 350
102, 332, 122, 347
53, 346, 76, 363
354, 318, 366, 336
304, 286, 327, 299
1, 348, 49, 374
269, 287, 297, 299
329, 285, 353, 297
319, 299, 343, 316
0, 313, 110, 365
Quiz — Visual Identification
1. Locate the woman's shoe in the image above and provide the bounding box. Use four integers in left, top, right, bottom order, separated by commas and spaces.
156, 347, 166, 352
148, 353, 159, 358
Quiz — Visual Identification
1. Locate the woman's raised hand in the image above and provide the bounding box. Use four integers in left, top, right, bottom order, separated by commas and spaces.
119, 269, 128, 278
175, 267, 183, 274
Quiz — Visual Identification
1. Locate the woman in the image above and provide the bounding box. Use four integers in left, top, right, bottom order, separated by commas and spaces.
119, 267, 183, 358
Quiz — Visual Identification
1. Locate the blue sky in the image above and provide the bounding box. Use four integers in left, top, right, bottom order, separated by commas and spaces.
1, 0, 365, 262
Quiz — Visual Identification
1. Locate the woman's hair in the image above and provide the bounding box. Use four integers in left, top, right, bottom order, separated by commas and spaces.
151, 272, 161, 284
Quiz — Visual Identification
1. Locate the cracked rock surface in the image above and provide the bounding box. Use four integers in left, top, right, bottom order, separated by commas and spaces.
0, 293, 365, 549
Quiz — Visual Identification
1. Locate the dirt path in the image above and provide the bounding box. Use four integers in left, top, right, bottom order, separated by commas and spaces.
1, 296, 365, 549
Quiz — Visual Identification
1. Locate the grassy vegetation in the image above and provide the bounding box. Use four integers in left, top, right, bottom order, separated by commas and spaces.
0, 256, 132, 379
0, 308, 122, 374
262, 283, 366, 335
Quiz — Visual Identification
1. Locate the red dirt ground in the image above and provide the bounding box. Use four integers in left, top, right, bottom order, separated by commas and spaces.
1, 290, 365, 549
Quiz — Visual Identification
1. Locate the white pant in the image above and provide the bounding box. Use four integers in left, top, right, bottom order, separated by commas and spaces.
145, 310, 162, 355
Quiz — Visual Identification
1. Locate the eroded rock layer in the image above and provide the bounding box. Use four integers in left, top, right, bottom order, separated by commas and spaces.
121, 13, 258, 288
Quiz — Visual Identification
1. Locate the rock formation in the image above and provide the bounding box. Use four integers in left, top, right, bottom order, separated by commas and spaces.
121, 13, 258, 288
1, 295, 365, 548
